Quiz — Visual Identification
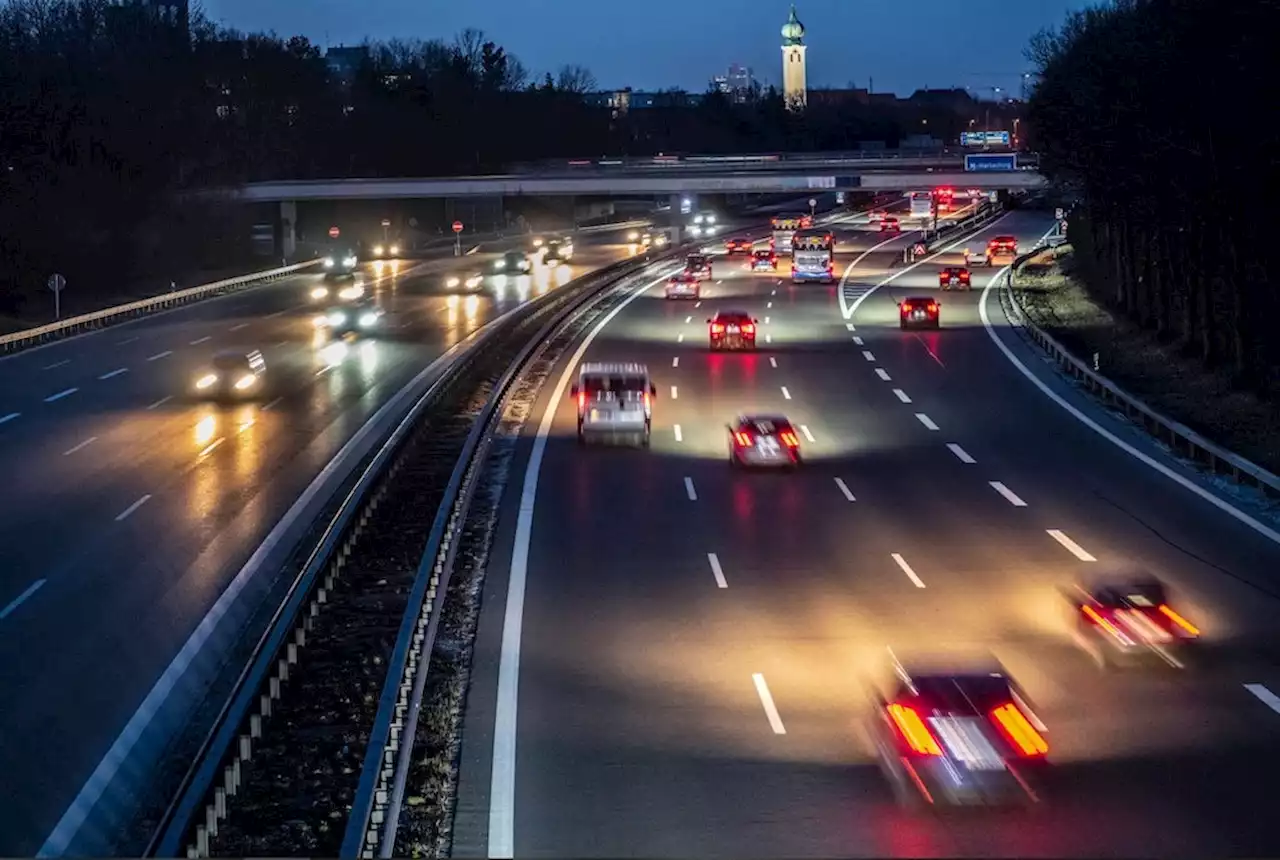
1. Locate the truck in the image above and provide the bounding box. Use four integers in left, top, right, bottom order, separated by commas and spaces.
790, 231, 835, 284
770, 216, 804, 253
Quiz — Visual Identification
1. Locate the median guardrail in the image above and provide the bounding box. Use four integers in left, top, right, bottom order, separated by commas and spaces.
0, 260, 322, 357
1002, 244, 1280, 498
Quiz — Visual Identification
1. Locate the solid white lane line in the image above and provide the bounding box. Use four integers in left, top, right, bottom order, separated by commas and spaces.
672, 356, 679, 367
63, 437, 98, 456
708, 553, 728, 588
43, 359, 70, 370
671, 385, 679, 399
684, 476, 698, 501
146, 395, 172, 410
677, 333, 685, 343
1245, 684, 1280, 715
915, 413, 939, 430
0, 578, 46, 621
862, 350, 875, 362
1047, 529, 1097, 561
263, 396, 283, 411
189, 336, 211, 345
892, 388, 912, 404
752, 673, 787, 734
853, 336, 864, 345
198, 437, 225, 458
769, 357, 778, 368
674, 424, 683, 442
800, 424, 815, 442
892, 553, 927, 588
947, 443, 976, 464
114, 494, 152, 522
44, 388, 78, 403
875, 368, 891, 381
834, 478, 856, 502
98, 368, 128, 380
684, 315, 692, 324
781, 386, 792, 400
0, 412, 19, 425
990, 481, 1028, 507
146, 350, 172, 361
229, 322, 250, 331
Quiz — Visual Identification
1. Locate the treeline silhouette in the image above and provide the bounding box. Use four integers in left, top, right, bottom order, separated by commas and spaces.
1028, 0, 1280, 392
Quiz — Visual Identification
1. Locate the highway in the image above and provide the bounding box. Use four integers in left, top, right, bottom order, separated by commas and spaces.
0, 229, 645, 855
455, 208, 1280, 857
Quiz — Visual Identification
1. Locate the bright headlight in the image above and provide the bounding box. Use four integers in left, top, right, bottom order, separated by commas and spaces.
196, 373, 218, 389
628, 231, 639, 241
359, 312, 378, 327
328, 312, 346, 326
495, 259, 506, 269
373, 244, 385, 256
446, 276, 460, 288
323, 257, 335, 268
311, 287, 328, 299
707, 215, 716, 224
338, 285, 363, 300
466, 275, 483, 288
533, 237, 544, 247
389, 244, 400, 256
313, 315, 329, 327
234, 374, 257, 390
690, 226, 702, 236
343, 256, 357, 267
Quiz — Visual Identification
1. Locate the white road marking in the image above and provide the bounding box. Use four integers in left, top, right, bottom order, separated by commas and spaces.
672, 356, 679, 367
835, 478, 856, 502
674, 424, 683, 442
1245, 684, 1280, 715
990, 481, 1028, 507
274, 340, 289, 349
670, 385, 679, 399
892, 388, 912, 404
947, 443, 976, 463
146, 395, 172, 410
677, 333, 685, 343
63, 437, 98, 456
853, 336, 864, 345
781, 386, 792, 400
684, 476, 698, 500
146, 350, 172, 361
862, 350, 875, 362
694, 301, 702, 308
0, 412, 19, 425
44, 388, 78, 403
263, 396, 283, 411
197, 437, 225, 458
846, 322, 856, 331
189, 336, 211, 345
915, 413, 939, 430
0, 578, 46, 621
753, 674, 787, 734
767, 301, 773, 308
769, 357, 778, 368
764, 316, 771, 324
892, 553, 927, 588
97, 368, 128, 380
1047, 529, 1097, 561
117, 336, 138, 345
771, 289, 777, 296
800, 424, 815, 442
708, 552, 728, 588
43, 359, 70, 370
229, 322, 250, 331
114, 494, 152, 522
875, 368, 891, 381
836, 231, 914, 318
685, 315, 692, 324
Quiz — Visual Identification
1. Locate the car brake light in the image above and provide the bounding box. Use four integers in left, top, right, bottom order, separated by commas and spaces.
734, 431, 753, 447
780, 431, 799, 447
711, 323, 725, 334
887, 704, 942, 756
741, 324, 755, 335
928, 302, 938, 313
1159, 604, 1200, 636
577, 391, 586, 411
990, 703, 1049, 757
901, 302, 912, 312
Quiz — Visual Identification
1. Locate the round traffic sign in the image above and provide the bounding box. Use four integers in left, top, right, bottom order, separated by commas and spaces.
48, 273, 66, 292
328, 226, 340, 238
452, 221, 464, 233
808, 198, 817, 207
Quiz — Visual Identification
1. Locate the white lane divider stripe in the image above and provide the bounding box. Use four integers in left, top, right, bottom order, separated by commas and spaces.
684, 315, 692, 324
875, 368, 891, 381
677, 333, 685, 343
800, 424, 815, 443
694, 301, 702, 308
765, 333, 773, 343
1245, 684, 1280, 715
1047, 529, 1097, 561
892, 388, 912, 404
781, 386, 792, 400
684, 477, 698, 501
947, 443, 976, 463
764, 316, 771, 324
752, 674, 787, 734
989, 481, 1028, 507
0, 412, 19, 425
189, 336, 211, 345
229, 322, 250, 331
915, 413, 939, 430
0, 578, 46, 621
43, 359, 70, 370
674, 424, 683, 442
44, 388, 78, 403
853, 336, 864, 345
672, 357, 679, 367
767, 301, 773, 308
147, 350, 172, 361
862, 350, 876, 362
769, 357, 778, 368
892, 553, 926, 588
834, 478, 856, 502
117, 336, 138, 345
846, 322, 856, 331
63, 437, 98, 456
671, 385, 679, 399
114, 494, 152, 522
708, 553, 728, 588
147, 395, 172, 411
98, 368, 128, 380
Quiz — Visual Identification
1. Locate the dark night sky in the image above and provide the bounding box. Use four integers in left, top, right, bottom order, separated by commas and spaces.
201, 0, 1095, 97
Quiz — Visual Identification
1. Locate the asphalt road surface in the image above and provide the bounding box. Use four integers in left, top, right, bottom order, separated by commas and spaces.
455, 208, 1280, 858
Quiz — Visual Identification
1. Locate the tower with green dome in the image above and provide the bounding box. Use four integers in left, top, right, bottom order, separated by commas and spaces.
780, 5, 807, 110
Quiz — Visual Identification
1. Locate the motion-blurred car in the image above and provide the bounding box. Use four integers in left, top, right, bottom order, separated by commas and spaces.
665, 272, 701, 300
684, 253, 713, 280
639, 230, 667, 249
1067, 576, 1200, 669
445, 272, 485, 290
543, 238, 573, 264
868, 209, 887, 222
750, 249, 779, 272
571, 362, 657, 447
323, 249, 359, 279
689, 212, 718, 237
724, 237, 752, 254
371, 242, 401, 258
939, 267, 971, 290
313, 300, 384, 336
727, 414, 802, 468
985, 235, 1018, 265
870, 664, 1048, 807
707, 310, 757, 350
899, 296, 940, 330
494, 250, 531, 274
880, 216, 901, 233
193, 349, 266, 399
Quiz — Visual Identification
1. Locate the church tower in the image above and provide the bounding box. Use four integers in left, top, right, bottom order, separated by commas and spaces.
781, 5, 807, 111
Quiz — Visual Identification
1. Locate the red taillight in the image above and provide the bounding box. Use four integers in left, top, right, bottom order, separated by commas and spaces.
901, 302, 913, 313
711, 323, 725, 334
990, 703, 1049, 757
1159, 604, 1200, 636
887, 704, 942, 756
577, 391, 585, 410
734, 431, 753, 447
741, 323, 755, 335
780, 431, 799, 447
928, 302, 938, 314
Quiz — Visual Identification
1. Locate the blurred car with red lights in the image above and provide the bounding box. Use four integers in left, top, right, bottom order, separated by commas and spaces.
939, 267, 971, 290
727, 414, 802, 468
685, 253, 713, 280
984, 235, 1018, 265
880, 216, 901, 233
724, 237, 752, 254
707, 310, 757, 350
1067, 576, 1200, 669
870, 665, 1048, 807
750, 249, 779, 272
664, 272, 701, 300
899, 296, 940, 330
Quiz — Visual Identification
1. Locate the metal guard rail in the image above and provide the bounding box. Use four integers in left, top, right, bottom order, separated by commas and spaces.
146, 237, 694, 858
0, 260, 321, 356
1002, 244, 1280, 497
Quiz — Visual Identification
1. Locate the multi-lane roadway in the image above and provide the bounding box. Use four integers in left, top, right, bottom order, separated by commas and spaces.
456, 208, 1280, 856
0, 231, 648, 855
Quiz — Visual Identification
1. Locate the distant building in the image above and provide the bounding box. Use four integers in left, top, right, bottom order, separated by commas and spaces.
583, 89, 704, 114
807, 88, 869, 108
780, 5, 807, 111
710, 64, 756, 104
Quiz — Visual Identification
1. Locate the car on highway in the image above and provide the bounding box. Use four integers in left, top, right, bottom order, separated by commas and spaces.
371, 242, 401, 258
193, 349, 266, 399
707, 310, 758, 351
684, 253, 713, 280
869, 664, 1048, 807
899, 296, 940, 329
880, 216, 901, 233
665, 272, 701, 300
639, 230, 667, 249
1067, 575, 1200, 669
727, 414, 802, 468
323, 248, 359, 279
313, 299, 384, 336
312, 281, 365, 303
544, 238, 573, 264
750, 249, 779, 272
984, 235, 1018, 265
868, 209, 887, 222
571, 362, 657, 447
494, 250, 532, 274
939, 267, 971, 290
445, 272, 485, 290
724, 237, 752, 254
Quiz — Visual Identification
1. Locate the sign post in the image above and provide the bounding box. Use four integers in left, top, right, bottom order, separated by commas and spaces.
808, 197, 817, 218
48, 273, 66, 320
381, 218, 391, 245
452, 220, 464, 256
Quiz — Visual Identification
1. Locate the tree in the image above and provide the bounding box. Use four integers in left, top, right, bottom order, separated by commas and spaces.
555, 64, 597, 94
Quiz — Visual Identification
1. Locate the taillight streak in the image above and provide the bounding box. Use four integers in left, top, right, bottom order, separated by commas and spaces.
741, 324, 755, 335
990, 703, 1049, 757
780, 431, 799, 447
734, 432, 753, 447
1159, 604, 1200, 636
887, 704, 942, 756
711, 323, 725, 334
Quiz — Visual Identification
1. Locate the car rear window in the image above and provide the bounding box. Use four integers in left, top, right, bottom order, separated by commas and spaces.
583, 375, 647, 394
742, 418, 791, 435
897, 675, 1013, 714
715, 312, 751, 323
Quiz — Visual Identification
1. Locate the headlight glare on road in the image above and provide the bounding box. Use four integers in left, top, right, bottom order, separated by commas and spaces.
628, 231, 639, 241
313, 314, 329, 327
311, 286, 328, 300
196, 373, 218, 389
466, 275, 483, 288
337, 285, 363, 300
234, 374, 257, 390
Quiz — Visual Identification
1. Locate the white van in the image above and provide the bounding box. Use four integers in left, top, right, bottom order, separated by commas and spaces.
570, 362, 657, 447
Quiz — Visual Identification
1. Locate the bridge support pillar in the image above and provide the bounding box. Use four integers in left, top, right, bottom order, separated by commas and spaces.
279, 200, 297, 261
